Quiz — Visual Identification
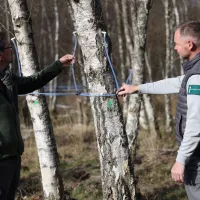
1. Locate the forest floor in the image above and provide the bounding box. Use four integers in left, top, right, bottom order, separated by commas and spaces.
16, 117, 187, 200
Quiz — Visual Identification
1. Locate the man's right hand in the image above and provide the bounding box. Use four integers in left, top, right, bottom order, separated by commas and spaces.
116, 83, 139, 97
59, 54, 75, 66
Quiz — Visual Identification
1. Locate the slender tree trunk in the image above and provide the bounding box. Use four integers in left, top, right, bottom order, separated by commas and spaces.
126, 0, 151, 147
163, 0, 173, 133
70, 0, 135, 199
143, 94, 160, 137
66, 1, 75, 92
171, 0, 183, 75
42, 1, 55, 95
39, 0, 45, 67
115, 0, 130, 119
121, 1, 133, 119
144, 51, 160, 137
139, 98, 148, 130
115, 0, 125, 81
4, 0, 10, 40
49, 0, 59, 112
181, 0, 188, 22
7, 0, 65, 199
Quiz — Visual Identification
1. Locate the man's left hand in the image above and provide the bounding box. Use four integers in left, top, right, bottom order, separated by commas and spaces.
171, 161, 185, 183
59, 54, 75, 66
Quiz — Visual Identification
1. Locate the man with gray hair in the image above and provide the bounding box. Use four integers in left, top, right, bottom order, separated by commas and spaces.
117, 21, 200, 200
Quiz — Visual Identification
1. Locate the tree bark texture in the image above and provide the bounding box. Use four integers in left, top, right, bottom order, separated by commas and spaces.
70, 0, 135, 199
143, 51, 160, 137
126, 0, 151, 148
7, 0, 65, 199
49, 0, 59, 111
163, 0, 173, 133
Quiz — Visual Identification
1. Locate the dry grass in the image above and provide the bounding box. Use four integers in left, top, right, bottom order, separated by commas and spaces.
135, 130, 187, 200
18, 121, 101, 200
17, 105, 188, 200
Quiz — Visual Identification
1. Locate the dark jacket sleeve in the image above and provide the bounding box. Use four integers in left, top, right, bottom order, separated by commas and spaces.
13, 60, 64, 94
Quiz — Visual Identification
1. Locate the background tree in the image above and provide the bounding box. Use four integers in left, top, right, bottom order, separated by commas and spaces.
126, 0, 152, 147
7, 0, 65, 199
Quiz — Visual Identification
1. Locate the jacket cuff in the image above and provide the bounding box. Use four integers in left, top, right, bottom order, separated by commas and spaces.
138, 84, 147, 94
176, 154, 187, 165
55, 60, 64, 70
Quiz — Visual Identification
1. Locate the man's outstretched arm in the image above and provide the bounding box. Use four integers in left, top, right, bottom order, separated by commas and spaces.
14, 54, 75, 94
117, 76, 184, 96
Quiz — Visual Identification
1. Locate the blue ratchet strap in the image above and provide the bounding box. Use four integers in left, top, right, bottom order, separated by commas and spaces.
71, 32, 79, 95
102, 31, 120, 91
79, 93, 116, 97
20, 92, 77, 96
126, 69, 134, 84
11, 38, 22, 76
71, 31, 116, 97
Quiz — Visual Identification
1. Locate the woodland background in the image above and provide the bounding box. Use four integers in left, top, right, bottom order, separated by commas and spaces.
0, 0, 199, 199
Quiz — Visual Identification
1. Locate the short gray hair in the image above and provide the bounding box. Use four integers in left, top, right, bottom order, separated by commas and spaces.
175, 21, 200, 47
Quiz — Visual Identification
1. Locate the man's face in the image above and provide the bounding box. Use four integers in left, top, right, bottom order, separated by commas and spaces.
0, 40, 12, 66
174, 30, 191, 59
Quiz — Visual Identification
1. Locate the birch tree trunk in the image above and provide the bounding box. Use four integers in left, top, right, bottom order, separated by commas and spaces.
115, 0, 129, 119
4, 0, 10, 40
163, 0, 173, 133
172, 0, 183, 75
7, 0, 65, 199
70, 0, 135, 199
139, 99, 148, 130
115, 0, 125, 82
121, 0, 133, 119
126, 0, 152, 147
144, 51, 160, 137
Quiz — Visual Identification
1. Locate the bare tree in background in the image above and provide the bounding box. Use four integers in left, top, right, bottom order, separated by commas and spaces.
121, 1, 134, 118
4, 0, 10, 40
49, 0, 59, 112
126, 0, 152, 147
7, 0, 65, 199
70, 0, 136, 199
163, 0, 173, 133
141, 52, 160, 137
114, 0, 131, 119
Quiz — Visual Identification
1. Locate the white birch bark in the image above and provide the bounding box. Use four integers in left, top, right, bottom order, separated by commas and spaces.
126, 0, 152, 147
70, 0, 135, 199
172, 0, 183, 75
115, 0, 125, 82
7, 0, 65, 199
163, 0, 173, 133
139, 98, 148, 130
121, 1, 133, 119
144, 51, 160, 137
66, 1, 76, 92
115, 0, 129, 119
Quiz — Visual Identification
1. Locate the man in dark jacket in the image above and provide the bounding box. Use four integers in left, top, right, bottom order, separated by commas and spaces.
0, 32, 75, 200
117, 21, 200, 200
